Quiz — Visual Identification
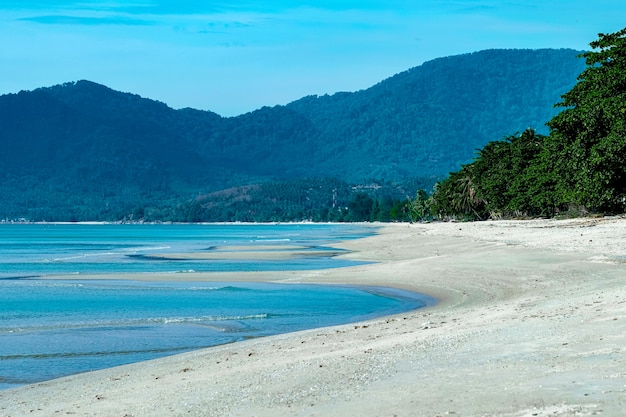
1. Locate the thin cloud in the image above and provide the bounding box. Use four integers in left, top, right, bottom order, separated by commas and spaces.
19, 14, 155, 26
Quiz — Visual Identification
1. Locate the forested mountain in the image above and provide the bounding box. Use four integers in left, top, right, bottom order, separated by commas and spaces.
0, 48, 586, 221
286, 49, 583, 180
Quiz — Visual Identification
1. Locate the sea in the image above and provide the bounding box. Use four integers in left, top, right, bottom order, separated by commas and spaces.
0, 223, 433, 390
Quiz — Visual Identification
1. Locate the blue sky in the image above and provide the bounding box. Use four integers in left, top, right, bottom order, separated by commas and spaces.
1, 1, 624, 116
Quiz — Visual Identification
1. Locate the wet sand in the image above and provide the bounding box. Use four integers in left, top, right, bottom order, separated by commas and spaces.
1, 218, 625, 416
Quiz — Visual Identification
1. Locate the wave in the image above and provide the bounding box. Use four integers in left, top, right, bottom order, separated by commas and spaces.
158, 313, 268, 324
37, 245, 172, 263
43, 252, 117, 262
0, 278, 83, 286
0, 313, 269, 334
139, 284, 257, 292
120, 245, 171, 253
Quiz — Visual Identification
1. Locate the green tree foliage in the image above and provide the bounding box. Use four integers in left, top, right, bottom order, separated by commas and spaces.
158, 179, 413, 223
472, 129, 549, 217
346, 193, 375, 222
429, 166, 485, 220
431, 129, 558, 220
546, 28, 626, 212
430, 27, 626, 219
407, 189, 431, 222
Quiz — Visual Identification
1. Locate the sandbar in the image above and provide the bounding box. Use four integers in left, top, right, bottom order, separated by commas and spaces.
138, 244, 346, 261
1, 218, 625, 416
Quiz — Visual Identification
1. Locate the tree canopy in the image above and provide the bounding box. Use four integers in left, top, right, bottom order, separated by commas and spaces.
428, 27, 626, 220
546, 27, 626, 212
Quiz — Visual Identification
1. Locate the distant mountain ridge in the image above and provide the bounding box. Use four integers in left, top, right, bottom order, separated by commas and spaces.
0, 48, 586, 221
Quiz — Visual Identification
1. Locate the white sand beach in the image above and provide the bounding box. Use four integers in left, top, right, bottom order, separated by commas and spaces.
1, 218, 625, 416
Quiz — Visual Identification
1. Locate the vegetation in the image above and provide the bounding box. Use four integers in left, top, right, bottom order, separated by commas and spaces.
427, 28, 626, 221
0, 49, 586, 222
159, 178, 416, 223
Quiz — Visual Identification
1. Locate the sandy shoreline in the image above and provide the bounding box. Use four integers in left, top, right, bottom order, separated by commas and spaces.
1, 218, 625, 416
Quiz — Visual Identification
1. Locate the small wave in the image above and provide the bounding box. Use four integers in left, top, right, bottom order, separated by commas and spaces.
39, 246, 172, 263
154, 314, 268, 324
210, 313, 269, 321
0, 314, 269, 334
44, 252, 117, 262
186, 285, 220, 291
0, 279, 83, 288
120, 245, 171, 253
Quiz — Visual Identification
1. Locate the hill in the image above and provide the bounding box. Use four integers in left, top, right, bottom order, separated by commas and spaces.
0, 48, 586, 221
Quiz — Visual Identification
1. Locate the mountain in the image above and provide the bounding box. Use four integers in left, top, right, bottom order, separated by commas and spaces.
0, 48, 586, 221
286, 49, 584, 180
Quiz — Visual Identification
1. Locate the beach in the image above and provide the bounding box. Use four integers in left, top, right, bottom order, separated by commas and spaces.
1, 218, 625, 416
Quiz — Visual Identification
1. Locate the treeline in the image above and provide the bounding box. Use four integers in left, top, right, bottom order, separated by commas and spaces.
0, 177, 429, 223
413, 28, 626, 221
133, 178, 424, 223
174, 191, 413, 223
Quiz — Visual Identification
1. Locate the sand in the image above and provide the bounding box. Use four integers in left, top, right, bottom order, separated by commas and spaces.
141, 244, 347, 261
1, 218, 625, 417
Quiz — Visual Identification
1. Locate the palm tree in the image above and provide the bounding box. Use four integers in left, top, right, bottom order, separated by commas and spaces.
452, 165, 485, 220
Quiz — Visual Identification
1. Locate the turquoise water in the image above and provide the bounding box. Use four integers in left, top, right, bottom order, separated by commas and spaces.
0, 223, 374, 278
0, 224, 434, 390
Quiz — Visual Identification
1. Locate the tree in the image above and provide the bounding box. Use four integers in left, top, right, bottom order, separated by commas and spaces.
347, 193, 374, 221
408, 189, 430, 222
452, 165, 485, 220
432, 128, 553, 219
546, 27, 626, 213
471, 139, 513, 215
430, 165, 485, 220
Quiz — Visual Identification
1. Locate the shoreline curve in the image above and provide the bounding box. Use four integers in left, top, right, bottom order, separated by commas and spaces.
1, 219, 625, 417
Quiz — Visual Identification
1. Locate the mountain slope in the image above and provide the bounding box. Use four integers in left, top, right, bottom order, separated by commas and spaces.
0, 49, 587, 221
284, 49, 584, 180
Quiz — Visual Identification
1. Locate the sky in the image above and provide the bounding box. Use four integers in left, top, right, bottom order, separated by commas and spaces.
1, 1, 625, 116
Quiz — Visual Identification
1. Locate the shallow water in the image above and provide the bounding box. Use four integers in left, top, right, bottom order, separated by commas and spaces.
0, 279, 431, 390
0, 224, 433, 390
0, 223, 373, 278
